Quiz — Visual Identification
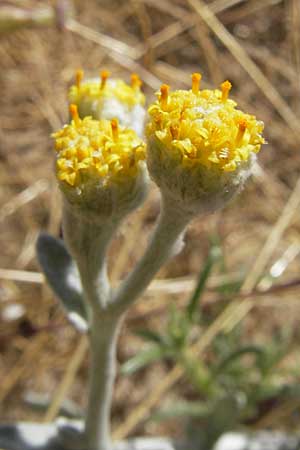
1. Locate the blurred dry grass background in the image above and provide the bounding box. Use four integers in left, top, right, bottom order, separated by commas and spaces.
1, 0, 300, 442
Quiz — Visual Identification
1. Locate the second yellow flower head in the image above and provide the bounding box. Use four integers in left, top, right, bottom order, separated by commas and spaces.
52, 104, 148, 222
147, 75, 264, 173
53, 104, 145, 187
68, 70, 145, 137
146, 74, 265, 214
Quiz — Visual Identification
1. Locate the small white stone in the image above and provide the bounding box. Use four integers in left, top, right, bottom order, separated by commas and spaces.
214, 432, 248, 450
2, 303, 25, 322
17, 423, 57, 447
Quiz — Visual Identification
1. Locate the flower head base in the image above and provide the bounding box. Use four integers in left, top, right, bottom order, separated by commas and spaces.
69, 70, 146, 137
146, 75, 265, 215
53, 105, 148, 221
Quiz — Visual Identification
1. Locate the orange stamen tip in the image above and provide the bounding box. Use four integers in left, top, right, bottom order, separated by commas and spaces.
160, 84, 169, 97
75, 69, 84, 89
236, 118, 248, 143
131, 73, 142, 89
100, 70, 110, 89
238, 118, 247, 131
221, 80, 232, 101
69, 104, 80, 125
192, 72, 202, 94
111, 118, 119, 140
160, 84, 169, 108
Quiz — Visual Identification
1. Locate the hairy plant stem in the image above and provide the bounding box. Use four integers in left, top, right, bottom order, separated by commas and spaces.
113, 196, 190, 313
63, 204, 121, 450
62, 196, 190, 450
63, 204, 117, 311
85, 315, 122, 450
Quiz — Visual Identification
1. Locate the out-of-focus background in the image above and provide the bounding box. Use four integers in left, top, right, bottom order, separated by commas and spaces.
1, 0, 300, 444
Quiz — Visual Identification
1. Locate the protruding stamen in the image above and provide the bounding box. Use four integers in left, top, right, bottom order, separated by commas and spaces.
221, 80, 232, 102
180, 102, 187, 121
100, 70, 110, 89
236, 118, 247, 143
154, 114, 163, 129
76, 69, 84, 90
192, 72, 202, 95
131, 73, 142, 90
170, 123, 180, 140
69, 104, 80, 127
238, 118, 247, 132
160, 84, 169, 109
111, 118, 119, 141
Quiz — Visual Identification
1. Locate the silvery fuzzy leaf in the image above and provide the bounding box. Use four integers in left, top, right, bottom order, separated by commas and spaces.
36, 233, 87, 332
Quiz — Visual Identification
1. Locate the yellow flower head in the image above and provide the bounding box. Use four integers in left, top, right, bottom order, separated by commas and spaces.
146, 75, 265, 215
53, 105, 148, 221
68, 70, 146, 137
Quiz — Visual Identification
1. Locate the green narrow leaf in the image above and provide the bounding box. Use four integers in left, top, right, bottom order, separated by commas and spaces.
214, 345, 265, 375
151, 400, 211, 422
135, 329, 166, 345
121, 345, 167, 375
187, 243, 221, 322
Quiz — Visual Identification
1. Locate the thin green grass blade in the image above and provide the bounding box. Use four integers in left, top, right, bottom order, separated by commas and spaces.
187, 243, 221, 322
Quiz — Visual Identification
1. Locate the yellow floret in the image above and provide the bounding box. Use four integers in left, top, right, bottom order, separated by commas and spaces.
69, 69, 145, 109
147, 75, 265, 173
52, 105, 146, 187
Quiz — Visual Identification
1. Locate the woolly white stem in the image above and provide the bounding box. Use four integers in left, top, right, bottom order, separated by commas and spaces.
112, 196, 190, 313
62, 202, 122, 450
62, 204, 118, 311
62, 196, 190, 450
85, 315, 122, 450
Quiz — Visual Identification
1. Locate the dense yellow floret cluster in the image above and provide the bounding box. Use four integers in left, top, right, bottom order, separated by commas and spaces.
52, 105, 146, 187
147, 75, 265, 173
69, 70, 145, 109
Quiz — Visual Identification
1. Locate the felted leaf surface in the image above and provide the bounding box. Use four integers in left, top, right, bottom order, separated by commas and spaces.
36, 233, 87, 331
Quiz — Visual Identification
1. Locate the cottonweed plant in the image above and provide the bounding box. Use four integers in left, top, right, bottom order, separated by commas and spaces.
0, 72, 264, 450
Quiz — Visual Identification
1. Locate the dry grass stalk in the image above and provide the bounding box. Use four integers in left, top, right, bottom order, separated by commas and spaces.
43, 337, 88, 422
0, 179, 49, 223
187, 0, 300, 137
65, 19, 161, 89
0, 334, 49, 404
0, 5, 54, 33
